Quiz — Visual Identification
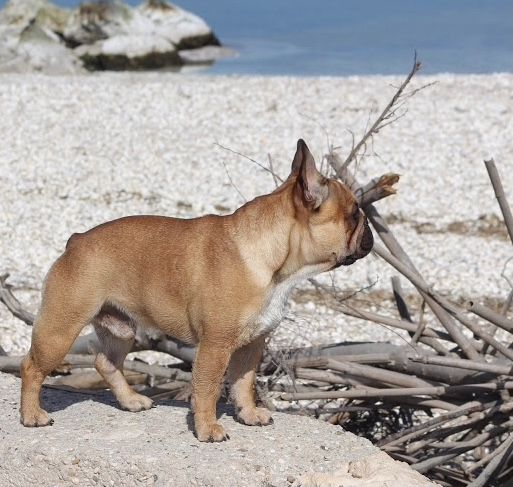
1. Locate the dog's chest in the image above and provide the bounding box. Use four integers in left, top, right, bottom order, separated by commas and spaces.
252, 276, 301, 336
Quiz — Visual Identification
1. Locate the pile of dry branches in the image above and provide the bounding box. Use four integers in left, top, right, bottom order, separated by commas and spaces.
1, 56, 512, 486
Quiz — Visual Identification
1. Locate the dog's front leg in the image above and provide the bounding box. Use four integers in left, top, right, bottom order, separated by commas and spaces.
227, 335, 273, 426
192, 342, 232, 442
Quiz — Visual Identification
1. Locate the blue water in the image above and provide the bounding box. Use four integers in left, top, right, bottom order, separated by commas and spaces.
3, 0, 511, 75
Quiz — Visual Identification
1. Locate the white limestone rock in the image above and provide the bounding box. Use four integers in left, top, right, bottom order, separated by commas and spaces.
0, 0, 220, 73
65, 0, 219, 70
75, 33, 181, 70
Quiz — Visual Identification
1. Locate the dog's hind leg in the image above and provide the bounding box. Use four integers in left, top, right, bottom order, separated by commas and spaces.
93, 312, 153, 412
20, 259, 102, 427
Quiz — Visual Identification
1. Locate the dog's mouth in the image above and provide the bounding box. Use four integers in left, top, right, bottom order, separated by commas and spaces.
339, 255, 357, 267
334, 220, 374, 268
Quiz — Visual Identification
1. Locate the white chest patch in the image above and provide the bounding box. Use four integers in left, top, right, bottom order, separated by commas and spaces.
251, 264, 326, 338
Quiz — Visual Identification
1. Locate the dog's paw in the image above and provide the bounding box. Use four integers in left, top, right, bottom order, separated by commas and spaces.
120, 393, 154, 412
236, 407, 273, 427
20, 407, 54, 427
196, 422, 229, 442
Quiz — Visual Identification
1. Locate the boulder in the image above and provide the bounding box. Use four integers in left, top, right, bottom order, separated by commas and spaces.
0, 372, 438, 487
64, 0, 220, 70
0, 0, 223, 73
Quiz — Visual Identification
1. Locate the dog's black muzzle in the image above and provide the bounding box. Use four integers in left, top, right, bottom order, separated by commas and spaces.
338, 220, 374, 267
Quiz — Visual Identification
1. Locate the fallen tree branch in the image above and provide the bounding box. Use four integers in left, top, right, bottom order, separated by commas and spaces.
410, 354, 513, 376
280, 381, 513, 401
0, 354, 192, 382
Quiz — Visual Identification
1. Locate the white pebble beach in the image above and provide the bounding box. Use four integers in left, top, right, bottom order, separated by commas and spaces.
1, 72, 512, 357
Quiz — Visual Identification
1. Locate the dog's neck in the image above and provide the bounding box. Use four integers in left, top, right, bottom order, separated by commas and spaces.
229, 184, 302, 287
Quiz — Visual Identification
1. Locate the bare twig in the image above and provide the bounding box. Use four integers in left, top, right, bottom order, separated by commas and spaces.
214, 142, 284, 183
339, 52, 434, 171
220, 158, 246, 202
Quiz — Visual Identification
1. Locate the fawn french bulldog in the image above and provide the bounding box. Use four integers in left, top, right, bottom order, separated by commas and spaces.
20, 139, 373, 441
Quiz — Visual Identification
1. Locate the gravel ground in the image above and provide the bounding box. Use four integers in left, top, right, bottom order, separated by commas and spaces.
0, 372, 437, 487
1, 72, 512, 355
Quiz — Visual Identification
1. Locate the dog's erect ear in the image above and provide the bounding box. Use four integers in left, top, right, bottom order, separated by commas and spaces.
290, 139, 305, 177
292, 139, 329, 209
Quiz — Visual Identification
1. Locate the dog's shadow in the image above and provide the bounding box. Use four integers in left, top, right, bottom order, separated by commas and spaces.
41, 385, 236, 434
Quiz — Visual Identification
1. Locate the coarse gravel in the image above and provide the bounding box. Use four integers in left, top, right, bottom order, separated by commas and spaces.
1, 72, 512, 356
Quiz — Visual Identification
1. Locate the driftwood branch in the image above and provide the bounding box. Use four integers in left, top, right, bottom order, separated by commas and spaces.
353, 173, 401, 207
280, 381, 513, 401
485, 158, 513, 246
0, 354, 192, 382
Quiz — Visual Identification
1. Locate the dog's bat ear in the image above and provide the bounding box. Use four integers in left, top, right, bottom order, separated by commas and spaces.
293, 139, 329, 209
290, 139, 305, 177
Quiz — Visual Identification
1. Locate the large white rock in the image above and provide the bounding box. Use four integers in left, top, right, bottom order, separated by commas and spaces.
0, 372, 438, 487
63, 0, 220, 70
0, 0, 221, 73
75, 33, 181, 70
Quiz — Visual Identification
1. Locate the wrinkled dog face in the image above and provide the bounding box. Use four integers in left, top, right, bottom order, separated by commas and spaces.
288, 140, 373, 271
